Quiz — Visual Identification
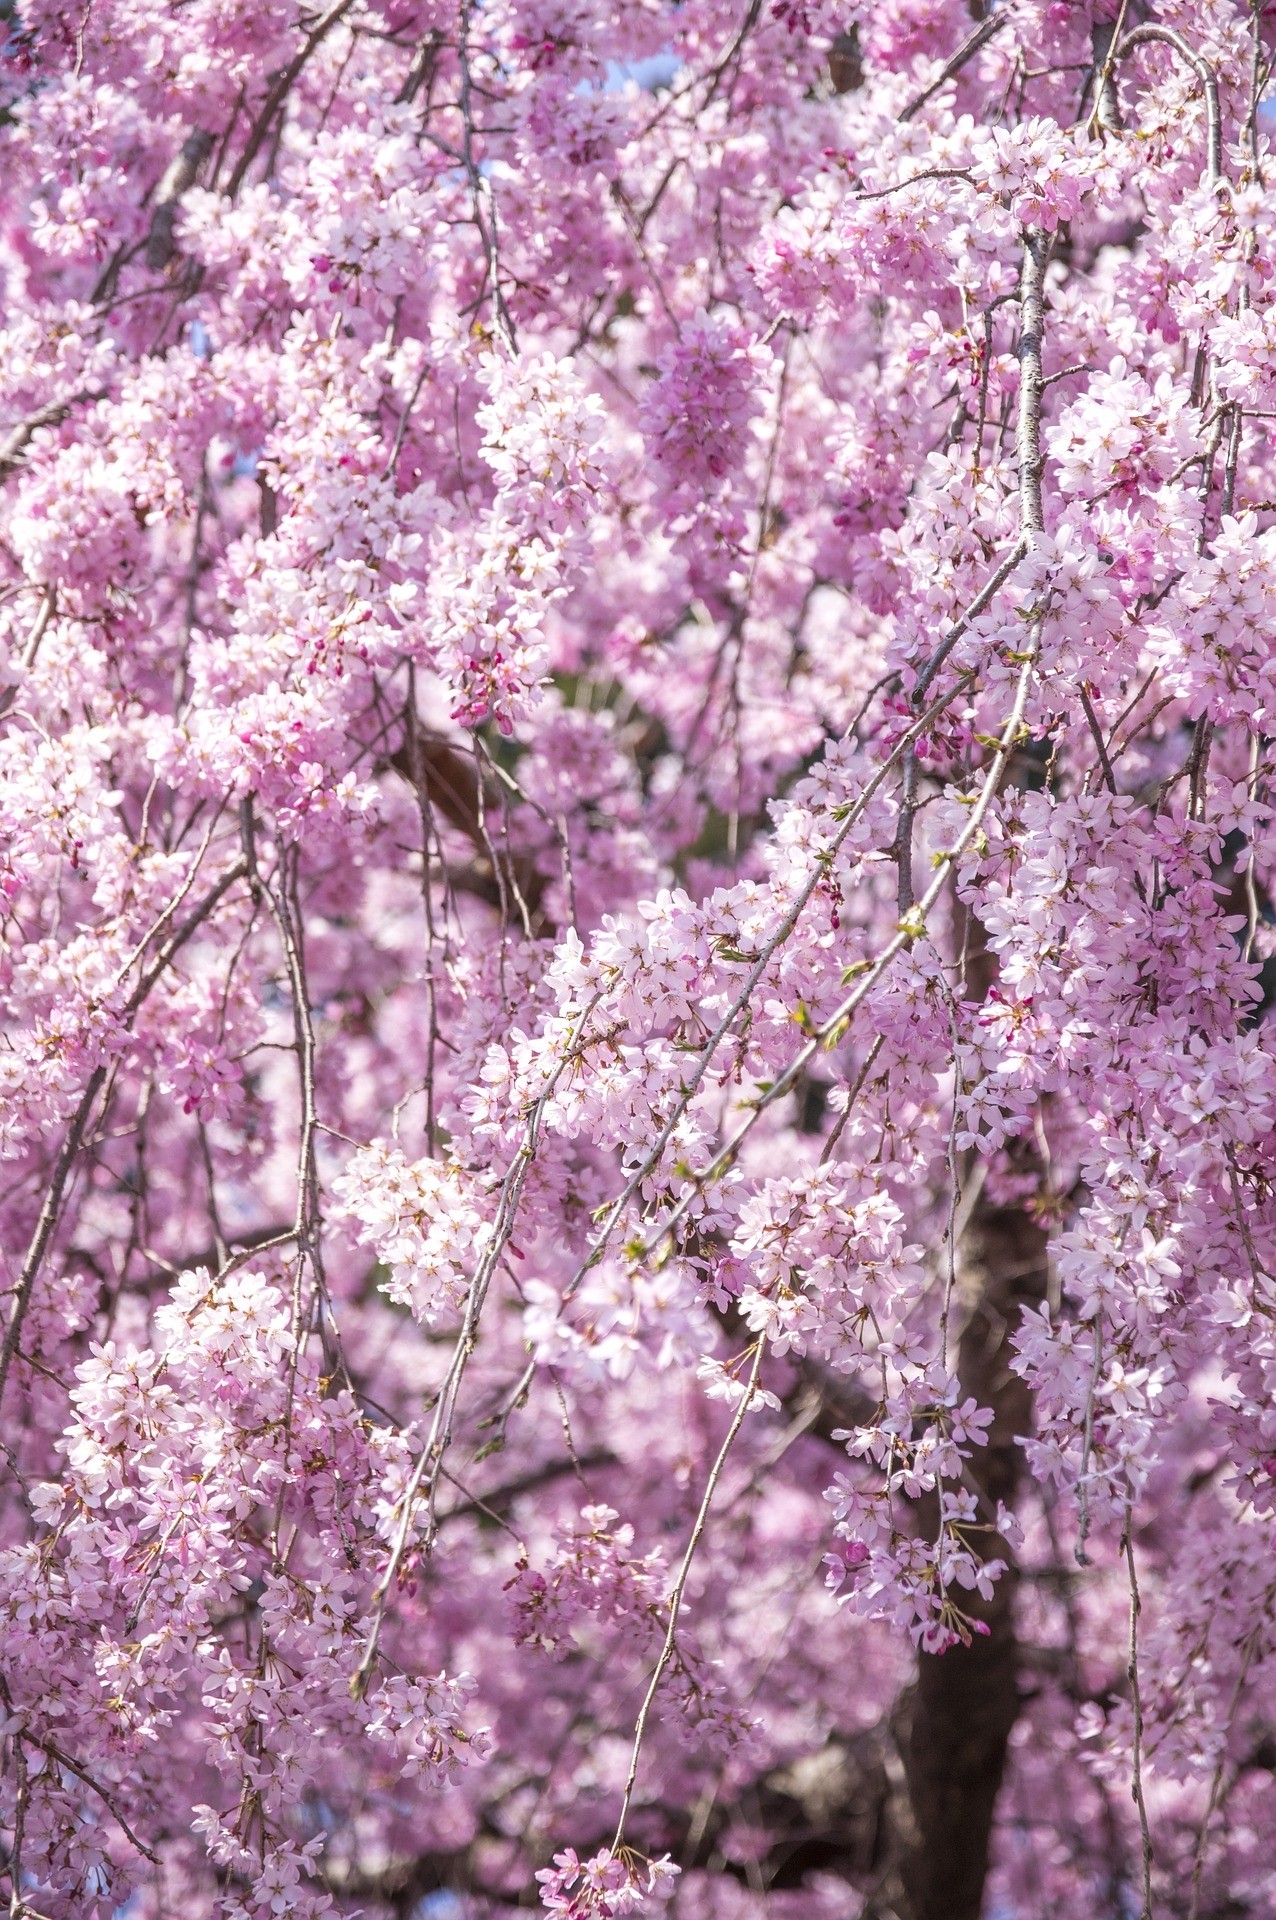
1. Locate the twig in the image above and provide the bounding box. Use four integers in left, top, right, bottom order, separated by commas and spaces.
912, 537, 1028, 702
1242, 730, 1263, 966
36, 1735, 159, 1864
899, 13, 1008, 123
351, 987, 606, 1698
1075, 1318, 1103, 1568
852, 166, 973, 204
819, 1032, 885, 1169
225, 0, 356, 199
894, 743, 918, 915
0, 392, 105, 485
1080, 686, 1118, 793
1188, 1623, 1263, 1920
3, 1672, 29, 1920
0, 588, 56, 722
612, 1343, 765, 1847
1185, 711, 1213, 822
0, 857, 247, 1408
1123, 1519, 1155, 1920
456, 0, 515, 350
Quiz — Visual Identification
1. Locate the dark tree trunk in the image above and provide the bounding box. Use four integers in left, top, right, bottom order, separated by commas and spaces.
885, 1200, 1050, 1920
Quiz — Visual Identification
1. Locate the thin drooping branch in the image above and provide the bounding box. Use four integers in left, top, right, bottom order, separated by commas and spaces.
351, 984, 605, 1698
0, 392, 106, 486
898, 13, 1008, 124
1123, 1521, 1155, 1919
225, 0, 357, 198
611, 1342, 765, 1849
0, 856, 247, 1409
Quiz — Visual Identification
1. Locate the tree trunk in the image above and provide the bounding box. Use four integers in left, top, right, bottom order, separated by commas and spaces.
875, 1198, 1050, 1920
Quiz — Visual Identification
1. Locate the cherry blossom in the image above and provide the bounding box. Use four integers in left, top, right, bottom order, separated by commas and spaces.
2, 3, 1276, 1918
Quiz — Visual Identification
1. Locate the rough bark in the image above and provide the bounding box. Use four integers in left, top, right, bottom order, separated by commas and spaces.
885, 1199, 1050, 1920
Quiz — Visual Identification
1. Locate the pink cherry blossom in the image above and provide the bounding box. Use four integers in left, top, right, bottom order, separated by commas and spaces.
2, 4, 1276, 1919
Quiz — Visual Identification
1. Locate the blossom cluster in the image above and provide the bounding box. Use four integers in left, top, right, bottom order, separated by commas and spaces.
3, 2, 1276, 1917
